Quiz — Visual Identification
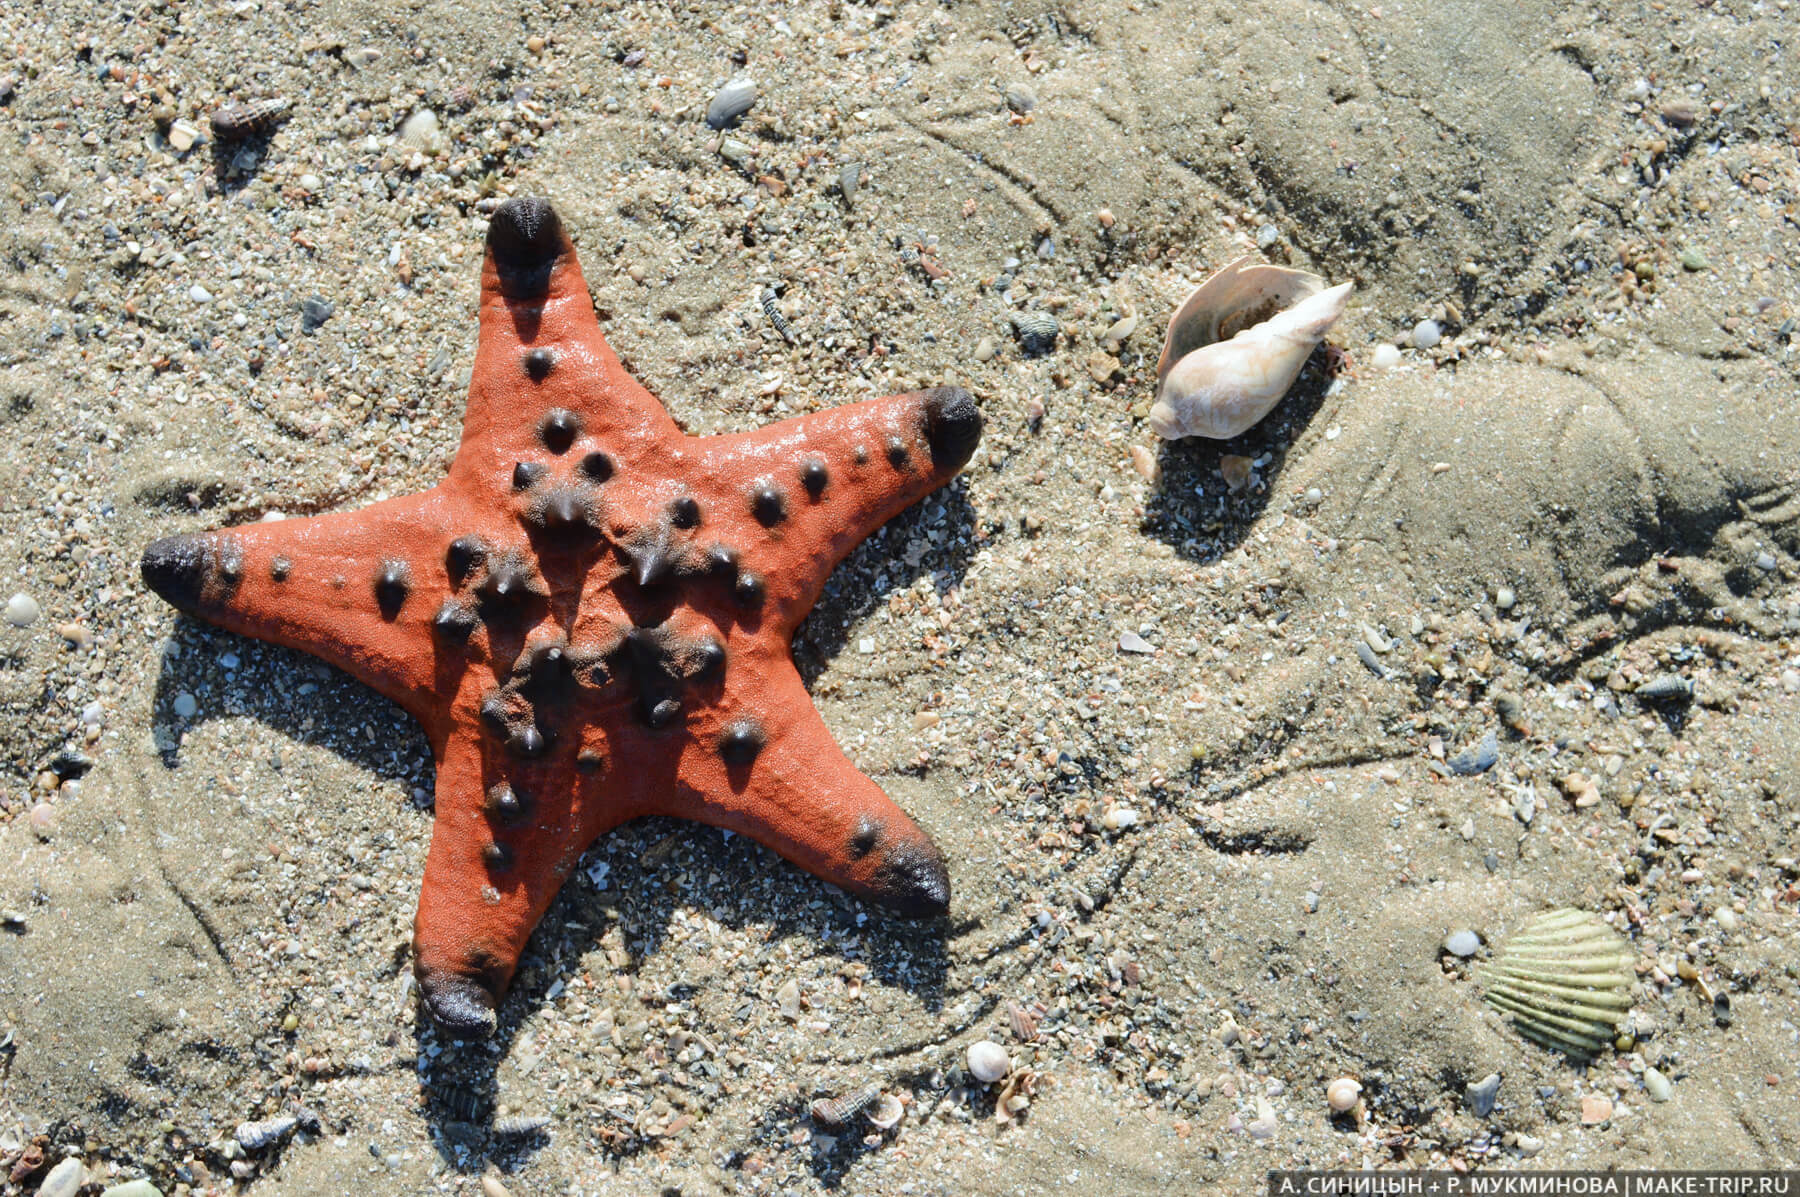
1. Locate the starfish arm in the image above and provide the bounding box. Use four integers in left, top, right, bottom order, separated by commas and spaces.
688, 386, 982, 628
140, 491, 462, 729
411, 718, 602, 1036
656, 654, 951, 917
452, 197, 679, 492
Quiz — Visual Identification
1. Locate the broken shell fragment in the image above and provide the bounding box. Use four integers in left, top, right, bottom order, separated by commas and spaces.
1479, 908, 1634, 1059
1149, 257, 1352, 440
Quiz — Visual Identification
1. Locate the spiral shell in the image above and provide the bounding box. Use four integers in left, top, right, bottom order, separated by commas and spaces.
1635, 673, 1693, 702
1149, 257, 1351, 440
491, 1113, 550, 1137
809, 1083, 881, 1127
1479, 909, 1634, 1058
210, 98, 292, 142
235, 1114, 297, 1151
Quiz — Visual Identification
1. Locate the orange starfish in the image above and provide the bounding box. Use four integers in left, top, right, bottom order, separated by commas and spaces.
141, 198, 980, 1035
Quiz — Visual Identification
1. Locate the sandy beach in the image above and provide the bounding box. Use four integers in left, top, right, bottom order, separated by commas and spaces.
2, 0, 1798, 1193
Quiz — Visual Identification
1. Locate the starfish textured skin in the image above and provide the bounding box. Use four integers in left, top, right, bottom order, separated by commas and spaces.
140, 198, 982, 1036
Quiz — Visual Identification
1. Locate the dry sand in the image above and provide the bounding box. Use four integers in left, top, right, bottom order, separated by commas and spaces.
2, 0, 1798, 1193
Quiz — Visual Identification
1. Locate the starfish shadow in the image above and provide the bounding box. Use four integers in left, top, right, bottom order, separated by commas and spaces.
793, 479, 980, 680
147, 590, 961, 1177
148, 618, 430, 789
405, 818, 953, 1176
1139, 353, 1340, 565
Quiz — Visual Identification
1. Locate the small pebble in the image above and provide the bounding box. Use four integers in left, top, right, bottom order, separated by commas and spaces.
5, 593, 40, 627
301, 296, 335, 333
1325, 1077, 1361, 1113
98, 1181, 164, 1197
1714, 907, 1738, 933
39, 1159, 87, 1197
1580, 1094, 1614, 1124
1128, 444, 1158, 482
166, 118, 200, 152
188, 284, 213, 303
1247, 1095, 1278, 1139
1494, 586, 1515, 611
1370, 343, 1401, 370
1101, 807, 1139, 832
1003, 82, 1036, 113
1660, 97, 1699, 127
966, 1040, 1010, 1083
173, 692, 199, 719
775, 977, 801, 1020
1644, 1067, 1672, 1103
1410, 319, 1441, 350
1753, 551, 1777, 572
1444, 929, 1481, 957
29, 802, 55, 839
482, 1177, 514, 1197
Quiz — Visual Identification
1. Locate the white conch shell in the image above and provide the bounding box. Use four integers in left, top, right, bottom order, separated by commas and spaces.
1148, 256, 1352, 440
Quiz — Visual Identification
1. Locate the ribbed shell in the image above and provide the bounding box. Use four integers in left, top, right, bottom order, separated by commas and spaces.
1479, 908, 1634, 1058
1010, 311, 1059, 357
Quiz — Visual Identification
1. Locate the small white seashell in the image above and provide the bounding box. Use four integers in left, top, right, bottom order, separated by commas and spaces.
867, 1093, 905, 1130
1101, 806, 1139, 831
706, 78, 758, 130
1326, 1077, 1362, 1113
399, 109, 444, 155
1479, 908, 1634, 1059
966, 1040, 1011, 1084
1148, 257, 1352, 440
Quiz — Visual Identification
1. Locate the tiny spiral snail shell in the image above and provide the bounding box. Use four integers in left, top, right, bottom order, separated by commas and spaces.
1148, 257, 1352, 441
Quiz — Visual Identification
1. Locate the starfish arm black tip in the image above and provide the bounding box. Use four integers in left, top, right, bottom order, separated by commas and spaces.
141, 532, 231, 614
486, 197, 568, 297
416, 967, 500, 1036
921, 385, 983, 471
870, 838, 953, 918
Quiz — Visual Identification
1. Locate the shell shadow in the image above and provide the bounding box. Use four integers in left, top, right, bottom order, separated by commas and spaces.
1138, 350, 1340, 564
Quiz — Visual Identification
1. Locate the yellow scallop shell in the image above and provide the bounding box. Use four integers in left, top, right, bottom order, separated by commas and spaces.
1479, 908, 1635, 1058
